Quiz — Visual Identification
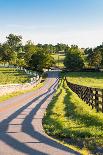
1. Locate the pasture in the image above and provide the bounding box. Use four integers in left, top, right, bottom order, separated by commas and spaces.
65, 71, 103, 88
0, 68, 33, 84
52, 53, 65, 68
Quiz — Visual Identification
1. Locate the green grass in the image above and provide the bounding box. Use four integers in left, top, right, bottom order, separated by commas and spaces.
65, 71, 103, 88
0, 77, 46, 102
52, 53, 65, 67
0, 68, 34, 84
43, 78, 103, 154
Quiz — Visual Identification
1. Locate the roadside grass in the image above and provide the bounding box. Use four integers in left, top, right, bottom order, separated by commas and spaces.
0, 77, 46, 103
0, 68, 34, 84
65, 71, 103, 88
43, 78, 103, 154
52, 53, 65, 67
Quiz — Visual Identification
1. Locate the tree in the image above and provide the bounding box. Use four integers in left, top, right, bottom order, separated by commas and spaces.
17, 58, 26, 67
85, 48, 102, 69
93, 44, 103, 67
85, 48, 94, 67
0, 44, 3, 62
64, 47, 84, 71
6, 34, 22, 52
55, 43, 69, 53
1, 43, 17, 65
91, 50, 102, 69
24, 41, 36, 66
29, 49, 55, 71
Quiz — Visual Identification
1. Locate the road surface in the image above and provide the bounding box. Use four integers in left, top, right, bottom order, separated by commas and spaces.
0, 71, 80, 155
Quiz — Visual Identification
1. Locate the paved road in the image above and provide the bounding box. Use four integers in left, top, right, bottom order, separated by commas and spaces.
0, 71, 80, 155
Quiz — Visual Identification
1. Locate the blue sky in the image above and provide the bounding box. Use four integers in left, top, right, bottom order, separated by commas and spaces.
0, 0, 103, 47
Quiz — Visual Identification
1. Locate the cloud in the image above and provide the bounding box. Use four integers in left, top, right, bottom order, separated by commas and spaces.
1, 24, 103, 48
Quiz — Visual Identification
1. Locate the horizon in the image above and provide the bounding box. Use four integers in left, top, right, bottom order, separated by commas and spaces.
0, 0, 103, 48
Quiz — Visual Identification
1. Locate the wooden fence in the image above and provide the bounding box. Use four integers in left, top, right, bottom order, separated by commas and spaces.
65, 77, 103, 113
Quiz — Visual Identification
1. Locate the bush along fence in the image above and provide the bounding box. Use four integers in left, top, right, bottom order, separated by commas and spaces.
65, 77, 103, 113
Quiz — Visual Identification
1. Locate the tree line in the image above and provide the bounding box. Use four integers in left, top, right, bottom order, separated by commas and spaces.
0, 34, 70, 71
64, 44, 103, 71
0, 33, 102, 71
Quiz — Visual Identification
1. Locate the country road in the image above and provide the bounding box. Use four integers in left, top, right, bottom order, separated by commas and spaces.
0, 71, 80, 155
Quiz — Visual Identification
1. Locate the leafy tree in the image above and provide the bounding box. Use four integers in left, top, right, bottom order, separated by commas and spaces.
85, 48, 102, 69
24, 41, 36, 66
55, 43, 69, 53
71, 45, 78, 49
64, 47, 84, 71
6, 34, 22, 52
17, 58, 26, 67
93, 44, 103, 66
36, 43, 43, 49
85, 48, 94, 67
0, 44, 3, 62
91, 50, 102, 69
1, 43, 17, 65
29, 49, 55, 71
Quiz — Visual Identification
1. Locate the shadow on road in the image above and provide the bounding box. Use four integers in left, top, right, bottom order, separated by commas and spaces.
0, 76, 80, 155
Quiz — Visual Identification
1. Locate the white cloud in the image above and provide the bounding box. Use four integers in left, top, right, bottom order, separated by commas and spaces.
0, 24, 103, 48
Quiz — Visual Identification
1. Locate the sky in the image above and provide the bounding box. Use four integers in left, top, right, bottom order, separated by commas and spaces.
0, 0, 103, 48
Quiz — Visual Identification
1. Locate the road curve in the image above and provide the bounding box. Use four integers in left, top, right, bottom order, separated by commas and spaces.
0, 71, 80, 155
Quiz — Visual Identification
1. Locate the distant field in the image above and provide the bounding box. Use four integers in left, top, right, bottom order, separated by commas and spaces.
52, 53, 65, 67
0, 68, 33, 84
65, 72, 103, 88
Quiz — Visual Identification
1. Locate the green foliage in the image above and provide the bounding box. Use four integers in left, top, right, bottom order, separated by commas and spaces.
1, 33, 103, 71
24, 41, 36, 65
0, 34, 22, 66
64, 47, 84, 71
85, 48, 102, 69
52, 53, 65, 67
29, 49, 55, 71
6, 33, 22, 52
1, 43, 17, 65
55, 43, 69, 52
17, 58, 26, 67
85, 48, 93, 67
43, 78, 103, 152
92, 50, 102, 69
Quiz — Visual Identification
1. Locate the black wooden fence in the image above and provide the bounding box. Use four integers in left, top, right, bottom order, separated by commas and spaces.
65, 77, 103, 113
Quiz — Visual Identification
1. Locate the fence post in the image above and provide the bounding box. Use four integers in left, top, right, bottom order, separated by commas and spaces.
95, 89, 99, 112
65, 79, 103, 113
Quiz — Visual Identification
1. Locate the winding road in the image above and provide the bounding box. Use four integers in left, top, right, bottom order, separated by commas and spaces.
0, 71, 80, 155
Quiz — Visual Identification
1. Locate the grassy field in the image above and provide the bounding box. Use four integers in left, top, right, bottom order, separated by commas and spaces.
65, 71, 103, 88
0, 74, 47, 102
0, 68, 34, 84
43, 77, 103, 154
52, 53, 65, 67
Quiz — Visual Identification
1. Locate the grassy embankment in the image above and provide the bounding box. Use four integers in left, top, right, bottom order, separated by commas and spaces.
43, 72, 103, 154
0, 68, 46, 102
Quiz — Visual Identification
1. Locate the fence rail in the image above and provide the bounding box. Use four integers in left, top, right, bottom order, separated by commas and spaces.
65, 77, 103, 113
